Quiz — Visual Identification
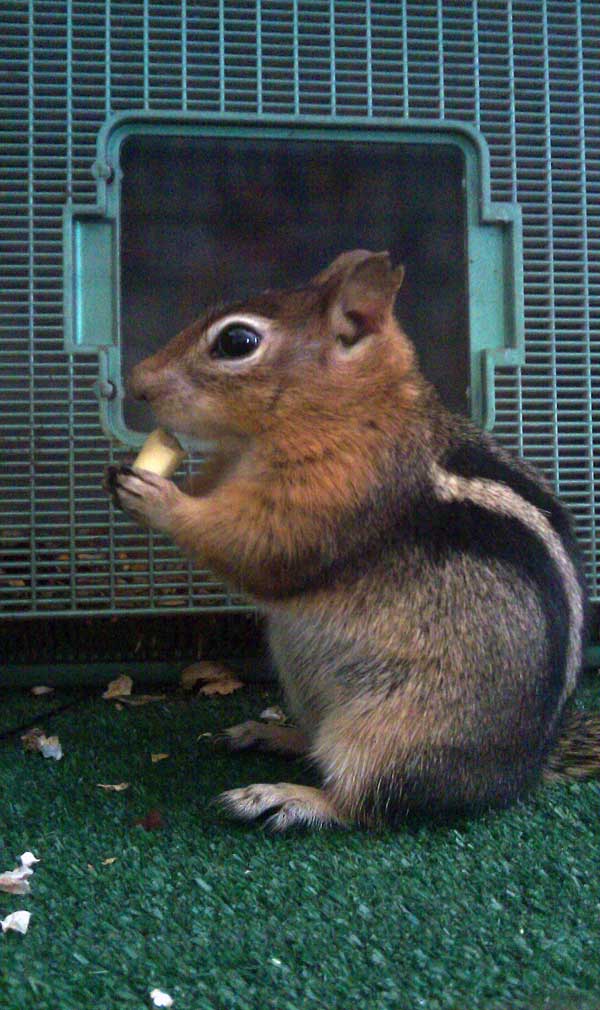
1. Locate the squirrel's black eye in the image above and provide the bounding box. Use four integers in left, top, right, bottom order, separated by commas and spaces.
211, 325, 262, 359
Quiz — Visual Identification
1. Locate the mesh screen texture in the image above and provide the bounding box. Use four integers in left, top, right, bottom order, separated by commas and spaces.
1, 0, 598, 615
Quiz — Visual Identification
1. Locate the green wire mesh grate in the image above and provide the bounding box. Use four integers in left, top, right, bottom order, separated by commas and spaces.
0, 0, 598, 617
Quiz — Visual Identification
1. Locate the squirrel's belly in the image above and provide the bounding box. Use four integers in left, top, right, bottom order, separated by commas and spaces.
266, 611, 348, 735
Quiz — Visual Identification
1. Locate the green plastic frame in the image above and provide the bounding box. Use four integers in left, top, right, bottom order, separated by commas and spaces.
63, 112, 524, 447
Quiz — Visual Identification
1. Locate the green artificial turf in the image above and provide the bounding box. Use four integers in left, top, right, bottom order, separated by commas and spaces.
1, 675, 600, 1010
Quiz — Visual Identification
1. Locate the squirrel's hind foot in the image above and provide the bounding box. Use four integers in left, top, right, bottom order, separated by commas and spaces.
217, 782, 347, 832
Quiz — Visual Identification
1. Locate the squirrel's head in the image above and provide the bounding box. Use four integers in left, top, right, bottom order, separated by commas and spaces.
130, 250, 416, 447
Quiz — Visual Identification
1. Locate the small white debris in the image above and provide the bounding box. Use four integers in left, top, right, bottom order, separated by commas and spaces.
19, 852, 40, 869
30, 685, 54, 696
96, 782, 130, 792
21, 727, 63, 760
40, 735, 62, 760
1, 911, 31, 935
0, 866, 33, 896
150, 988, 174, 1007
259, 706, 287, 723
270, 957, 282, 967
102, 675, 133, 700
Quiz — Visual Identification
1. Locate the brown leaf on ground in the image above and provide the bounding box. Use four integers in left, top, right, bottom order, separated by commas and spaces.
102, 675, 133, 700
151, 753, 169, 763
180, 660, 244, 695
21, 727, 45, 750
199, 675, 244, 696
133, 808, 164, 831
180, 660, 245, 696
30, 685, 54, 696
118, 694, 167, 707
180, 662, 208, 690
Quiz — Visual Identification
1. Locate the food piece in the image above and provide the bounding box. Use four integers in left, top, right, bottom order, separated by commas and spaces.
133, 429, 185, 477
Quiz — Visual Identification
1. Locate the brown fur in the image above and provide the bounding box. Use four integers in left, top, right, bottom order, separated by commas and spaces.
107, 249, 597, 831
129, 251, 423, 599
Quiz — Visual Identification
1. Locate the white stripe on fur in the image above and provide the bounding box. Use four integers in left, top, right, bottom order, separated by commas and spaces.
431, 464, 583, 703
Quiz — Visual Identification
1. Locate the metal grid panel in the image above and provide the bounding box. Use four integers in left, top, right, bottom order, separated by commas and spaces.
1, 0, 598, 615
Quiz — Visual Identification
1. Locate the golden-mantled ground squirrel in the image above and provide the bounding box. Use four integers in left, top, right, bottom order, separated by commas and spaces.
106, 250, 599, 831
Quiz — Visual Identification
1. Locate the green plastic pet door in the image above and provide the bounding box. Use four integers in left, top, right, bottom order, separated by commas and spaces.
63, 113, 523, 447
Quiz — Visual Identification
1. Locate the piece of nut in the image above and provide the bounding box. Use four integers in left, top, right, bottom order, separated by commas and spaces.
133, 429, 186, 477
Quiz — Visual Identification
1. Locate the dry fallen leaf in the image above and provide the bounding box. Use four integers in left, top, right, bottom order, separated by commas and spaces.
101, 857, 117, 866
21, 727, 45, 750
180, 662, 208, 691
21, 727, 63, 760
150, 989, 174, 1008
1, 911, 31, 935
97, 782, 130, 792
0, 866, 33, 896
102, 674, 133, 700
199, 675, 244, 696
119, 694, 166, 707
133, 809, 164, 831
30, 685, 53, 696
151, 753, 169, 763
180, 660, 244, 696
180, 660, 244, 695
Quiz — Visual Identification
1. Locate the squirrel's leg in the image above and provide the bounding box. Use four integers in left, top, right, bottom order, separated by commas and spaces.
218, 721, 309, 756
217, 782, 347, 832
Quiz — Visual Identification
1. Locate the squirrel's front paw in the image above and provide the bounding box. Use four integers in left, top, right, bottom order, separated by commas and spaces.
104, 464, 182, 534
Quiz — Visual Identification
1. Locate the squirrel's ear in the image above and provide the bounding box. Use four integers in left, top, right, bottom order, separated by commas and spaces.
327, 252, 405, 346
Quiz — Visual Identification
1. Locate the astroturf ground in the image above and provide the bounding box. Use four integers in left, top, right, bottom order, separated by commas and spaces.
1, 675, 600, 1010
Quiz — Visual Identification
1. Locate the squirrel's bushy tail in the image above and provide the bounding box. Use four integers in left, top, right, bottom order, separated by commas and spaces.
543, 709, 600, 784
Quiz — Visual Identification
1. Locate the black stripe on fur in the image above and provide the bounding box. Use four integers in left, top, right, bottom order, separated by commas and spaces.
444, 435, 589, 653
445, 440, 573, 545
362, 497, 572, 824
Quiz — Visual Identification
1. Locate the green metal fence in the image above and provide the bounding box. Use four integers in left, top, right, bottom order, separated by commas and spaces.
1, 1, 598, 624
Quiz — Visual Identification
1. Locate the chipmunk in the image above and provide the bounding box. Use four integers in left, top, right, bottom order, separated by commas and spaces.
106, 249, 600, 831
